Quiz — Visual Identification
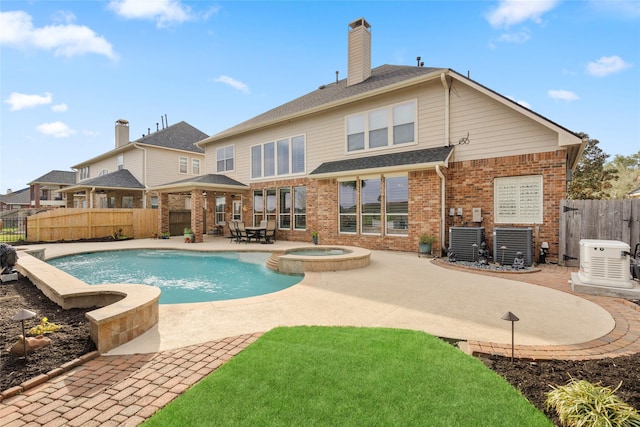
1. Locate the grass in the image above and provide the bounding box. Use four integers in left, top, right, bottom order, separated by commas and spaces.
144, 326, 552, 426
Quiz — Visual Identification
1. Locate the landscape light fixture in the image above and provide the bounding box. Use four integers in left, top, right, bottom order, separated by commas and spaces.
500, 245, 508, 265
12, 308, 37, 358
501, 311, 520, 362
472, 243, 478, 262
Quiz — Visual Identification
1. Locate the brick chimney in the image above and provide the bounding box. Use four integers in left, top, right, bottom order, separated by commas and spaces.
115, 119, 130, 148
347, 18, 372, 87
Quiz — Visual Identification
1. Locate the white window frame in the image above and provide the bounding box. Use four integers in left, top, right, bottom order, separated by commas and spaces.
216, 145, 234, 173
178, 156, 188, 174
192, 158, 201, 175
360, 177, 381, 236
251, 135, 306, 179
117, 155, 124, 171
494, 175, 543, 224
293, 186, 306, 230
385, 174, 409, 236
215, 196, 226, 225
345, 100, 416, 153
338, 179, 358, 234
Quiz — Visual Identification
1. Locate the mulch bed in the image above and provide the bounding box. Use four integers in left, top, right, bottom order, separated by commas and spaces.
1, 275, 638, 424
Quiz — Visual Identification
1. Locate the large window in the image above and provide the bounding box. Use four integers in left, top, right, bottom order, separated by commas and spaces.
360, 178, 381, 235
339, 175, 409, 236
279, 188, 291, 229
494, 175, 543, 224
178, 156, 188, 174
216, 145, 234, 172
346, 100, 416, 152
79, 166, 90, 180
253, 190, 264, 226
215, 196, 226, 225
339, 181, 357, 233
251, 135, 305, 179
385, 176, 409, 235
293, 186, 306, 230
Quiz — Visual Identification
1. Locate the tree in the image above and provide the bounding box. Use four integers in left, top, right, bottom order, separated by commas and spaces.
567, 133, 618, 200
605, 150, 640, 199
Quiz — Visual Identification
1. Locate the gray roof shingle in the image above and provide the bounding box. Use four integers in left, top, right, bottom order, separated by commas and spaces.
78, 169, 145, 189
208, 65, 444, 140
134, 121, 207, 153
0, 188, 30, 205
160, 174, 248, 188
310, 146, 454, 177
29, 170, 76, 185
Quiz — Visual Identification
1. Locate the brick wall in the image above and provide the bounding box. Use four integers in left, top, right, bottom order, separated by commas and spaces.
445, 150, 567, 262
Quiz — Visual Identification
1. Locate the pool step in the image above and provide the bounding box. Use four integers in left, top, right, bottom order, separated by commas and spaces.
266, 251, 285, 272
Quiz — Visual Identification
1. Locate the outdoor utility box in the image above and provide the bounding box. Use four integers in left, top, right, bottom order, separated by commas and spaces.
578, 239, 633, 288
493, 227, 533, 266
449, 227, 484, 262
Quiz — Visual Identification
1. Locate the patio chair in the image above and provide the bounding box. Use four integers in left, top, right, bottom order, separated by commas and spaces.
228, 221, 239, 243
235, 221, 250, 244
263, 220, 276, 244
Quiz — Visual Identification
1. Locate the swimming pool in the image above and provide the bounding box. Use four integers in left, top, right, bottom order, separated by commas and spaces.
48, 250, 302, 304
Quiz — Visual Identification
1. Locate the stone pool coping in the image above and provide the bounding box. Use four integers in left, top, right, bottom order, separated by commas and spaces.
272, 245, 371, 274
14, 249, 160, 354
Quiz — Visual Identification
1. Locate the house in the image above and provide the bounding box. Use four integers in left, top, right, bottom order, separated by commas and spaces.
60, 119, 207, 210
0, 188, 31, 212
28, 170, 76, 209
153, 18, 584, 262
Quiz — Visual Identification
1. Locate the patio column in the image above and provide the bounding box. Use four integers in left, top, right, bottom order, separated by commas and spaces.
159, 193, 169, 235
191, 188, 203, 243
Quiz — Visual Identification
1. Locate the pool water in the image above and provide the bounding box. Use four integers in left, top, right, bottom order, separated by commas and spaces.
286, 248, 350, 256
48, 250, 302, 304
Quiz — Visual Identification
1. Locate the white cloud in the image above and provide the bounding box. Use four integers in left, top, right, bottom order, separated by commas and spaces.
4, 92, 52, 111
0, 10, 117, 59
587, 55, 632, 77
83, 129, 100, 136
36, 121, 76, 138
108, 0, 193, 28
486, 0, 558, 28
213, 75, 250, 94
496, 29, 531, 44
52, 103, 68, 112
588, 0, 640, 18
548, 90, 580, 101
506, 95, 532, 109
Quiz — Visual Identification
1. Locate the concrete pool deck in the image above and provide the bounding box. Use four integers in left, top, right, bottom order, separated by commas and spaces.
14, 236, 639, 360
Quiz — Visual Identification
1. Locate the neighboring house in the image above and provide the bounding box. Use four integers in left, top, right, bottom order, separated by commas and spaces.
61, 119, 207, 209
28, 170, 76, 208
152, 17, 584, 262
629, 185, 640, 199
0, 188, 31, 211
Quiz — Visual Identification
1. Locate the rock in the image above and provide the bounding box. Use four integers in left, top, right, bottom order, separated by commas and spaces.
9, 335, 51, 355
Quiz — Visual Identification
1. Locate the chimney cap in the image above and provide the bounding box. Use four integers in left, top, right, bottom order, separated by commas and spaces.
349, 17, 370, 30
115, 119, 129, 125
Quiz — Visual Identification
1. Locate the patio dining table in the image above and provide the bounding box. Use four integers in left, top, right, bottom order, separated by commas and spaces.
245, 226, 266, 242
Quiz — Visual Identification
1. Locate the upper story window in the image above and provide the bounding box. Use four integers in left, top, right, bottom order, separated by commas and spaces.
79, 166, 90, 180
346, 100, 416, 153
117, 155, 124, 171
494, 175, 543, 224
192, 158, 201, 175
178, 156, 188, 174
251, 135, 305, 179
99, 169, 109, 176
216, 145, 234, 172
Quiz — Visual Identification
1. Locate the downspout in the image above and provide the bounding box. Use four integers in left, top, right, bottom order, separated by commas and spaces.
439, 72, 450, 254
133, 144, 148, 208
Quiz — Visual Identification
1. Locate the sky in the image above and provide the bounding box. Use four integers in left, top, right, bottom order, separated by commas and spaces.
1, 0, 638, 194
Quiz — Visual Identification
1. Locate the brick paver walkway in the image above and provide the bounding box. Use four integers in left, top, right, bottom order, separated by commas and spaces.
1, 263, 638, 426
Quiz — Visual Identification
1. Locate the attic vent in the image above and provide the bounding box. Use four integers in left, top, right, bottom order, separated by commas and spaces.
493, 228, 533, 266
449, 227, 484, 262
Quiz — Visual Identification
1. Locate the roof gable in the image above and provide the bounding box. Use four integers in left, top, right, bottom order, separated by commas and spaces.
201, 65, 444, 143
134, 121, 207, 153
29, 170, 76, 185
75, 169, 144, 189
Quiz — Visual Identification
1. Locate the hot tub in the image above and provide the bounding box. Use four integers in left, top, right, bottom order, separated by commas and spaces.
274, 246, 371, 274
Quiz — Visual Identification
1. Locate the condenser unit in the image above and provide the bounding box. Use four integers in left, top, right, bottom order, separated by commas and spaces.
449, 227, 484, 262
493, 228, 533, 266
577, 239, 633, 288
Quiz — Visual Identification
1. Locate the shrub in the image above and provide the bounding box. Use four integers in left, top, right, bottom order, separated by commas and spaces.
545, 378, 640, 427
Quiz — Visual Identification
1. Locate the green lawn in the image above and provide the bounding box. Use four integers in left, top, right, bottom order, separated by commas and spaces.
144, 326, 551, 426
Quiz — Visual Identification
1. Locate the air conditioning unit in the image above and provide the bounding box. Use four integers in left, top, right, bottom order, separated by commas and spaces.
493, 228, 533, 266
577, 239, 633, 288
449, 227, 484, 262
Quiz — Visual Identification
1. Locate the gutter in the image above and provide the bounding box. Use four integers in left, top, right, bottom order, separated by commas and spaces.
438, 73, 451, 253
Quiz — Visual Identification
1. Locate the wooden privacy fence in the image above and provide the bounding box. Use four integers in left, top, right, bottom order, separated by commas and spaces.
27, 208, 158, 242
560, 199, 640, 267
